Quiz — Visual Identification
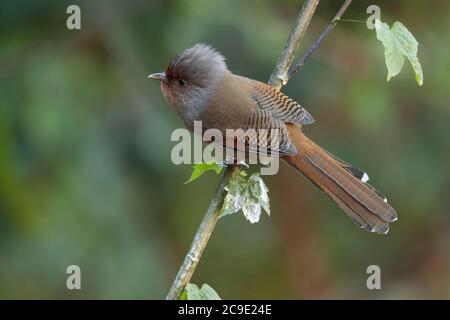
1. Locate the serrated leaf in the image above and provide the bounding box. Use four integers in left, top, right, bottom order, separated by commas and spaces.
220, 192, 242, 217
375, 19, 423, 86
248, 174, 270, 215
200, 284, 221, 300
183, 283, 221, 300
219, 172, 270, 223
184, 283, 204, 300
242, 200, 261, 223
185, 162, 223, 184
253, 174, 270, 215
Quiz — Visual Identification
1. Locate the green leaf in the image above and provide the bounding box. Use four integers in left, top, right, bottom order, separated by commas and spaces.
182, 283, 222, 300
184, 284, 203, 300
179, 289, 188, 300
375, 19, 423, 86
220, 171, 270, 223
249, 173, 270, 215
185, 162, 223, 184
199, 284, 221, 300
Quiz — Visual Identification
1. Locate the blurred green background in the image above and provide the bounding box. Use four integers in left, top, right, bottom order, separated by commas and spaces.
0, 0, 449, 299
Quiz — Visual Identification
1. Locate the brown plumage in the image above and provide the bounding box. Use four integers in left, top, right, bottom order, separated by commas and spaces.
283, 125, 396, 234
149, 43, 398, 234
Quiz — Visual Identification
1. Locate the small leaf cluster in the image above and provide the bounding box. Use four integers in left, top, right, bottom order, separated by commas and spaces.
180, 283, 221, 300
220, 171, 270, 224
375, 19, 423, 86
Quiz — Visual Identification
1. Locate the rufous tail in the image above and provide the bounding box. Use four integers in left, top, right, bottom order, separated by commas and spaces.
283, 126, 397, 234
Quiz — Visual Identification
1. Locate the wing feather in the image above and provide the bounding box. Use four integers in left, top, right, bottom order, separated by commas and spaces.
251, 82, 315, 126
235, 109, 297, 156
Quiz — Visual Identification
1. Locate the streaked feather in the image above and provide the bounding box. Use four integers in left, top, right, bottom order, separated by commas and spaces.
251, 82, 315, 126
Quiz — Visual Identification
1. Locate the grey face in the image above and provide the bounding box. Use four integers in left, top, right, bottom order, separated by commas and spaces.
148, 44, 229, 124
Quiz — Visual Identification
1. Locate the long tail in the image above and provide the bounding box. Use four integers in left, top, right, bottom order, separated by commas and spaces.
283, 126, 397, 234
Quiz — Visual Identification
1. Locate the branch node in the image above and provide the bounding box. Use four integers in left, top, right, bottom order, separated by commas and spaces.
277, 73, 289, 86
188, 254, 199, 262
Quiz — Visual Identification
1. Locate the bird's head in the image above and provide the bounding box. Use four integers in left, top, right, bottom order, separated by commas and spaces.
148, 44, 228, 115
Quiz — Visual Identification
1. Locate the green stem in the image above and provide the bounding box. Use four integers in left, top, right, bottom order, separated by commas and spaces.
165, 166, 240, 300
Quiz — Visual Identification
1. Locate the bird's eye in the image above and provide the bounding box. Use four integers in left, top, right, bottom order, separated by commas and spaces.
178, 79, 186, 87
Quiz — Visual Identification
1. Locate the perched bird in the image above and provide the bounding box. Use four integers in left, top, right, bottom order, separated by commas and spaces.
149, 43, 397, 234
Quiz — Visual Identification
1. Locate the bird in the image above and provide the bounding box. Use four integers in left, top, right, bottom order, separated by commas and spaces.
148, 43, 397, 234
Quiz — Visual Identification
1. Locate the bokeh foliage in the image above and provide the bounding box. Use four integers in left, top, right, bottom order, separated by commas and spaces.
0, 0, 449, 299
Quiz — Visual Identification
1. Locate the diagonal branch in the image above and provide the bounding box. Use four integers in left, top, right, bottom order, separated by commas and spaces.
288, 0, 353, 79
165, 165, 240, 300
268, 0, 320, 89
165, 0, 324, 300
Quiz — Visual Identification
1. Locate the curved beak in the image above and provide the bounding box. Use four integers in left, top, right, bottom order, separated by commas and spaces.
147, 72, 166, 81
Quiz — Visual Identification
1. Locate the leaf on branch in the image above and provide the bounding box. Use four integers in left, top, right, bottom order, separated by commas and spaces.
220, 172, 270, 223
374, 19, 423, 86
185, 162, 223, 184
181, 283, 222, 300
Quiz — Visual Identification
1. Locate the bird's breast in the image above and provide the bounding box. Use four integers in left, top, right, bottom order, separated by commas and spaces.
197, 74, 257, 133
